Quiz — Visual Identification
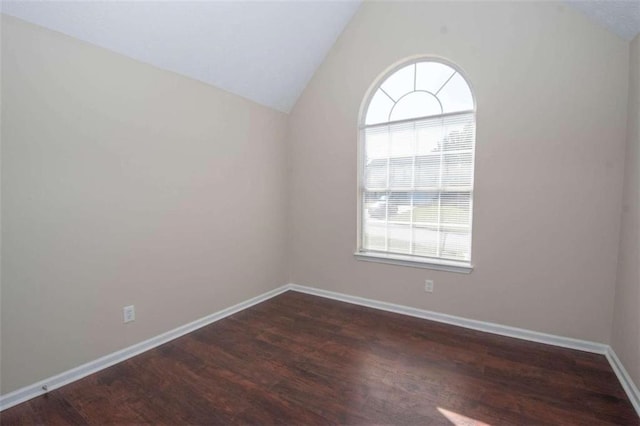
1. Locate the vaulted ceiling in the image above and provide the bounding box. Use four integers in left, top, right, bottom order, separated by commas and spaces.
0, 1, 361, 112
1, 1, 638, 113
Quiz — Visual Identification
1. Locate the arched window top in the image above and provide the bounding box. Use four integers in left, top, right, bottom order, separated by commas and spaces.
365, 61, 474, 126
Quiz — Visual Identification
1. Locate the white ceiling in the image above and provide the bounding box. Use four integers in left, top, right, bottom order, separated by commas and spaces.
0, 1, 361, 113
1, 1, 638, 113
565, 0, 640, 41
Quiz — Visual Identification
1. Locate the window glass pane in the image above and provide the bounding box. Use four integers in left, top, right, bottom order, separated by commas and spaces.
389, 122, 414, 158
365, 159, 387, 189
380, 64, 414, 101
440, 192, 471, 226
365, 127, 390, 160
415, 154, 440, 188
363, 221, 386, 251
442, 153, 473, 187
440, 229, 471, 261
387, 224, 411, 254
389, 192, 408, 222
365, 193, 394, 221
412, 228, 438, 257
442, 115, 475, 151
365, 90, 394, 125
389, 158, 413, 188
412, 194, 439, 223
416, 62, 455, 94
364, 127, 389, 189
416, 119, 445, 155
389, 192, 413, 223
438, 73, 474, 113
390, 91, 441, 122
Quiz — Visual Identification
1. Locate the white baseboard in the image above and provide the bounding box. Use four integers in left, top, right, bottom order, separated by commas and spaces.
605, 347, 640, 415
0, 285, 290, 412
287, 284, 608, 354
2, 282, 638, 418
288, 283, 640, 417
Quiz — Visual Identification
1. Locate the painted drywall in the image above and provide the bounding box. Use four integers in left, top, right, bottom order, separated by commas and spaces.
612, 34, 640, 387
287, 1, 630, 343
0, 15, 288, 394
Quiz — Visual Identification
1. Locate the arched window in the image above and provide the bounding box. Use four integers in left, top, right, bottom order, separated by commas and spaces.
356, 59, 476, 272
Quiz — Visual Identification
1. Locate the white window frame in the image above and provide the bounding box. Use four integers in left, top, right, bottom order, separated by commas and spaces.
355, 57, 476, 274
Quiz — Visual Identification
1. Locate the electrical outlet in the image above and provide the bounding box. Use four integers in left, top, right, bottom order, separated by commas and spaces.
123, 305, 135, 323
424, 279, 434, 293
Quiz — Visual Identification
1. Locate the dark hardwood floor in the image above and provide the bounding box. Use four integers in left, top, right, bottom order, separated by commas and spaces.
1, 290, 638, 425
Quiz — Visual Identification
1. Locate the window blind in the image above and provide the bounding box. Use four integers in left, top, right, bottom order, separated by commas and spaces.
361, 112, 475, 263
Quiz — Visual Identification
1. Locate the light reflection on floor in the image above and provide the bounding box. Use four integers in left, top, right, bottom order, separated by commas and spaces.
438, 407, 491, 426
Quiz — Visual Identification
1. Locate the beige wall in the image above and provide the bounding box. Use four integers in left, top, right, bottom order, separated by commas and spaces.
0, 15, 288, 394
287, 1, 630, 343
612, 35, 640, 387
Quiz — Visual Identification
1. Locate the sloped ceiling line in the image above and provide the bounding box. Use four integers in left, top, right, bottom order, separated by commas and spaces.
2, 1, 638, 113
0, 1, 361, 113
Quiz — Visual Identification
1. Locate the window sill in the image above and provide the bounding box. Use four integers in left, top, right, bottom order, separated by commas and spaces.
354, 251, 473, 274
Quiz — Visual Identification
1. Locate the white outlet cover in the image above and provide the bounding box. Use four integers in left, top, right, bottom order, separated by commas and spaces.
123, 305, 135, 323
425, 280, 434, 292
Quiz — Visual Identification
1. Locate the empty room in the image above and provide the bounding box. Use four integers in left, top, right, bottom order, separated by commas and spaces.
1, 0, 639, 424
